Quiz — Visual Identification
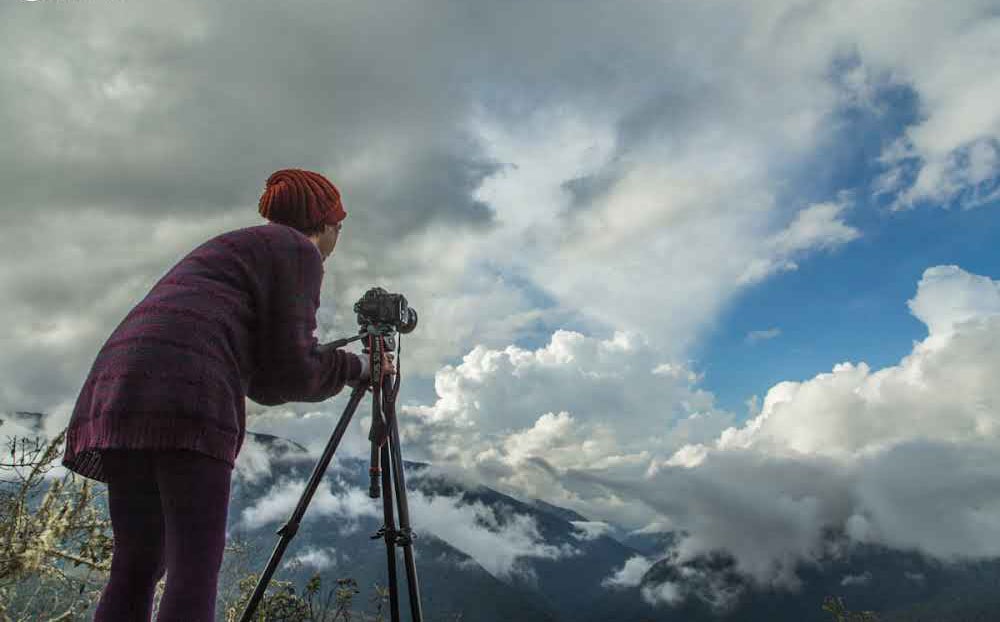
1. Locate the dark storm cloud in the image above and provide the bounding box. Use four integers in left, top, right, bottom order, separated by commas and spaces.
0, 0, 736, 229
0, 1, 505, 233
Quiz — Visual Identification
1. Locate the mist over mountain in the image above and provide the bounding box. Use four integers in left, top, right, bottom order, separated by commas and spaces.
8, 411, 1000, 621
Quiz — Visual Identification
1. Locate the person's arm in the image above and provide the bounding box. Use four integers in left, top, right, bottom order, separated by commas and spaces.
247, 234, 365, 405
248, 347, 366, 405
345, 355, 370, 389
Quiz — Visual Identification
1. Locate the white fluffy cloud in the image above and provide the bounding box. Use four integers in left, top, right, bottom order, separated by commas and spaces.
392, 328, 735, 526
625, 265, 1000, 593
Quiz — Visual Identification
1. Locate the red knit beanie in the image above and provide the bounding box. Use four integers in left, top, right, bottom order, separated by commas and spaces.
258, 168, 347, 234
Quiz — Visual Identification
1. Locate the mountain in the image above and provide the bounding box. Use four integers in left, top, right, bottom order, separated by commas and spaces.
633, 539, 1000, 622
234, 433, 1000, 622
9, 412, 1000, 621
229, 436, 561, 621
234, 432, 657, 621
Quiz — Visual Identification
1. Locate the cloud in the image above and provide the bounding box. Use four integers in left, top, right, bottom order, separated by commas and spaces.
623, 265, 1000, 596
636, 554, 746, 614
4, 0, 999, 608
283, 546, 339, 573
602, 555, 654, 588
237, 473, 380, 532
840, 571, 872, 587
13, 0, 997, 420
366, 264, 1000, 606
777, 2, 1000, 211
407, 490, 580, 584
745, 328, 782, 344
570, 520, 613, 541
906, 264, 1000, 348
236, 463, 581, 584
640, 580, 685, 607
738, 199, 861, 286
393, 329, 736, 525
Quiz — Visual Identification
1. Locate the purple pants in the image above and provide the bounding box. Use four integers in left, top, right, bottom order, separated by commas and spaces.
94, 448, 232, 622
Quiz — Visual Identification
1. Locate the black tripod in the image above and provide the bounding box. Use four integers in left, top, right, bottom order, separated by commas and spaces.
238, 326, 423, 622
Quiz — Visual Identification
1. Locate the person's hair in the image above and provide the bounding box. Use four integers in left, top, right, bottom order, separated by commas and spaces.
298, 222, 327, 238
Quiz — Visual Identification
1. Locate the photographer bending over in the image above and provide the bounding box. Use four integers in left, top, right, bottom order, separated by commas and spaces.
61, 168, 393, 621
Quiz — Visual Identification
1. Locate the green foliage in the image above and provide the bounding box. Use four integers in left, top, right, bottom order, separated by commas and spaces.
222, 571, 399, 622
0, 432, 114, 621
823, 595, 882, 621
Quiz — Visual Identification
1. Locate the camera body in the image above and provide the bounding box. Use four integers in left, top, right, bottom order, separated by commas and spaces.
354, 287, 418, 334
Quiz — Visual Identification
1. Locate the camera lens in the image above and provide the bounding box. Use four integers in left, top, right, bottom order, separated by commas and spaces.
399, 308, 418, 334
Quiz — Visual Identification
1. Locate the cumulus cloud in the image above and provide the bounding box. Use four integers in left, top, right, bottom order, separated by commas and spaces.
906, 264, 1000, 348
393, 328, 735, 526
625, 265, 1000, 596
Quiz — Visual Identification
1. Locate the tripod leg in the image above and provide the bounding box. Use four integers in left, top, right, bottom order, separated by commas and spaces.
380, 441, 401, 622
385, 394, 425, 622
237, 385, 367, 622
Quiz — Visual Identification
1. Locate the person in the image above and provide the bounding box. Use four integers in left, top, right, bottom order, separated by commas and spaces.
60, 168, 394, 621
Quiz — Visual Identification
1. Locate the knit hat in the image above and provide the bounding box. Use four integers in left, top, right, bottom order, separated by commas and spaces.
258, 168, 347, 234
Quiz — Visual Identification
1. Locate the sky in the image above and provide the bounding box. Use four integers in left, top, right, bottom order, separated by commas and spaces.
2, 0, 1000, 609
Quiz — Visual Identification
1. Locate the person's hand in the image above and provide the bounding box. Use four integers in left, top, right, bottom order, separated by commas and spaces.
382, 352, 396, 375
348, 352, 395, 391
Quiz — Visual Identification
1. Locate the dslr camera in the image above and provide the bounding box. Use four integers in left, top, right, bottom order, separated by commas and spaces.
354, 287, 418, 334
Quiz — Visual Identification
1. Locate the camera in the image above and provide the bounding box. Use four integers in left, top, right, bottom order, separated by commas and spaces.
354, 287, 418, 334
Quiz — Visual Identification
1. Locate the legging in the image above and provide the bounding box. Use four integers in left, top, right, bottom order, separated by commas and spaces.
94, 448, 233, 622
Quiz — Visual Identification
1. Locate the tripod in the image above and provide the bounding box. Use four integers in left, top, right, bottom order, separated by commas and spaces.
238, 326, 424, 622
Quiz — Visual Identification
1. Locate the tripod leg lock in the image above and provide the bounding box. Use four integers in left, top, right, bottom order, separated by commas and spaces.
370, 525, 416, 546
395, 527, 415, 547
276, 521, 299, 538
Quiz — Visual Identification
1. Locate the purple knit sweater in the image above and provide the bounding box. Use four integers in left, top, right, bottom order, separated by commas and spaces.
61, 222, 364, 483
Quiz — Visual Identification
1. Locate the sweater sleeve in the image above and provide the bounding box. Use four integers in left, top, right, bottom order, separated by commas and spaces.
247, 234, 365, 405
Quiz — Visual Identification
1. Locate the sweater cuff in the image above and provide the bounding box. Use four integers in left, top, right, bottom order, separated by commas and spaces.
357, 354, 370, 381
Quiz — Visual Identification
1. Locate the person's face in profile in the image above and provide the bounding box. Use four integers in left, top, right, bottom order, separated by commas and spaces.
315, 221, 341, 261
